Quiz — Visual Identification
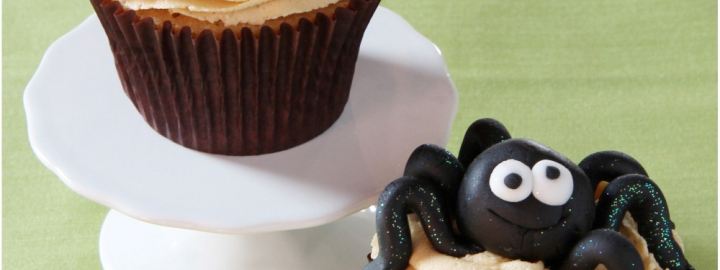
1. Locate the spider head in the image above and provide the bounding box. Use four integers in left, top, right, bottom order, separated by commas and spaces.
457, 139, 595, 263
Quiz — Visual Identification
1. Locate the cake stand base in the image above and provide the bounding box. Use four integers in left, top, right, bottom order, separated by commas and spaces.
99, 210, 376, 270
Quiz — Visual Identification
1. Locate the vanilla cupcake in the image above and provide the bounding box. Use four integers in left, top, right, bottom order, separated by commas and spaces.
90, 0, 380, 155
369, 214, 685, 270
366, 120, 693, 270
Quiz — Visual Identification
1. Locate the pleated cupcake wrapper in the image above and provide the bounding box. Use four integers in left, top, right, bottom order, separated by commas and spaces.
90, 0, 380, 155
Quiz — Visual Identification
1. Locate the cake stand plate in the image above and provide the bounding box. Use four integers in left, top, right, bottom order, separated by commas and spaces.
25, 7, 457, 234
99, 209, 376, 270
25, 6, 454, 269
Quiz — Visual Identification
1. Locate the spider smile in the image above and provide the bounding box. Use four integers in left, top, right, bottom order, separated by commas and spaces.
487, 208, 565, 231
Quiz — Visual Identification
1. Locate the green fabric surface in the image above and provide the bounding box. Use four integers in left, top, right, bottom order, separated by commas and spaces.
3, 0, 716, 269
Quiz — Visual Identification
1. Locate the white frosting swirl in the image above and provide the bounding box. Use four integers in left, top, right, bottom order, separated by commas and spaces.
370, 214, 684, 270
118, 0, 342, 25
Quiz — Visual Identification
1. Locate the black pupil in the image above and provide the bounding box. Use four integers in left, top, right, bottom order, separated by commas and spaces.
546, 166, 561, 179
504, 173, 523, 189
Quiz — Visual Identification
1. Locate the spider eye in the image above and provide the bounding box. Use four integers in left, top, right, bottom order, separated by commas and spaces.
489, 159, 533, 202
531, 160, 574, 206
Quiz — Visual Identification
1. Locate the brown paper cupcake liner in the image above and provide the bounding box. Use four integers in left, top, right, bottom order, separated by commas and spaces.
90, 0, 380, 155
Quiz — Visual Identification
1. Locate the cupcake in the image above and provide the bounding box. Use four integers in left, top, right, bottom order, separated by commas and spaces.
368, 212, 686, 270
364, 118, 693, 270
90, 0, 380, 155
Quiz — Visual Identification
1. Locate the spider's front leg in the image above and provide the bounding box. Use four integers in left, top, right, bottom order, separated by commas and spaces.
403, 144, 465, 214
581, 151, 693, 269
557, 229, 643, 270
364, 176, 482, 270
594, 174, 694, 270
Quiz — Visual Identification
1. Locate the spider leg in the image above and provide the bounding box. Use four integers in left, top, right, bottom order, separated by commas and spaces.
403, 144, 464, 212
557, 229, 643, 270
364, 177, 482, 270
595, 174, 693, 270
578, 151, 647, 191
458, 118, 511, 168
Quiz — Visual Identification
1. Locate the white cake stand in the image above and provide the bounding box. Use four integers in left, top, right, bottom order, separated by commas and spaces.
25, 7, 458, 270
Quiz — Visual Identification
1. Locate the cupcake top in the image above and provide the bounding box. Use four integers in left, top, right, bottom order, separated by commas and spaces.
118, 0, 342, 25
370, 215, 547, 270
369, 214, 682, 270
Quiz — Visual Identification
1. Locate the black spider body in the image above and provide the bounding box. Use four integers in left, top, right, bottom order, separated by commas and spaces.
365, 119, 693, 270
458, 139, 595, 263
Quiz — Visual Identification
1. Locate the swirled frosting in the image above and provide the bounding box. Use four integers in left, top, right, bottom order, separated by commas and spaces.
118, 0, 342, 25
369, 214, 684, 270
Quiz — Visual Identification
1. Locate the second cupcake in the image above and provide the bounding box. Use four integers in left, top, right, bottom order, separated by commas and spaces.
90, 0, 380, 155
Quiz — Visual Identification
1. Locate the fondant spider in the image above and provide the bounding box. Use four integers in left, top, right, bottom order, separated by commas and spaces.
365, 119, 692, 270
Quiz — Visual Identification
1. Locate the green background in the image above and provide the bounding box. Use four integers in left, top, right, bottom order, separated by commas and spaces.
3, 0, 717, 269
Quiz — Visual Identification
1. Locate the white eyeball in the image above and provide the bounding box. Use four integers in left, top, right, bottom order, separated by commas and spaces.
531, 160, 574, 206
489, 159, 534, 202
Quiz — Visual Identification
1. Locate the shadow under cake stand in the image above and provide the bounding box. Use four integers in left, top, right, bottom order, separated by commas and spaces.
25, 7, 458, 270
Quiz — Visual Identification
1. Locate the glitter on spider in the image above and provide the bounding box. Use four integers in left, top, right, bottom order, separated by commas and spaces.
367, 119, 692, 270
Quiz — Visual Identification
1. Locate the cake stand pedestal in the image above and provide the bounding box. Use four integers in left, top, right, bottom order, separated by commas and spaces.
25, 7, 457, 270
99, 210, 376, 270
